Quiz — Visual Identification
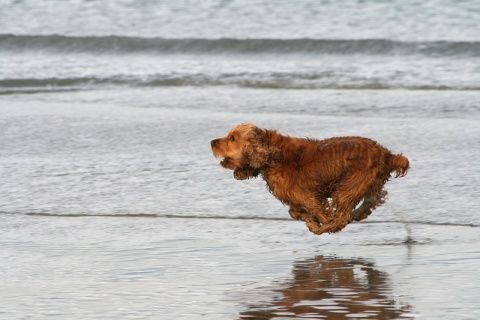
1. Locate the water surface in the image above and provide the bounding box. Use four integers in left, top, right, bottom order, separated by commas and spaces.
1, 1, 479, 319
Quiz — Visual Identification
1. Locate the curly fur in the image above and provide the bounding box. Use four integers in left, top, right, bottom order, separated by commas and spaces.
211, 123, 409, 235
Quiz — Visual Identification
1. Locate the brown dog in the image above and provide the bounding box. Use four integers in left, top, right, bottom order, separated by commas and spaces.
211, 123, 409, 235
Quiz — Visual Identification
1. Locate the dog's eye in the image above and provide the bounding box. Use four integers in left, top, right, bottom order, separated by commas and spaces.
230, 136, 235, 142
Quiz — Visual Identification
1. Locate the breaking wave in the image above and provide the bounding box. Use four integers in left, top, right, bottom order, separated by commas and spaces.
2, 34, 480, 57
1, 75, 479, 95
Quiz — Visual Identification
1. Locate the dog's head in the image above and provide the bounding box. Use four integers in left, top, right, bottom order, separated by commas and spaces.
211, 123, 281, 170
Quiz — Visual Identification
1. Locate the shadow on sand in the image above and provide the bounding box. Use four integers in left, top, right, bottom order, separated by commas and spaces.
238, 255, 412, 319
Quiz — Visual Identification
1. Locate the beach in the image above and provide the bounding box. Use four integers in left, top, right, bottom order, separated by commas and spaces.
1, 1, 480, 319
1, 90, 479, 319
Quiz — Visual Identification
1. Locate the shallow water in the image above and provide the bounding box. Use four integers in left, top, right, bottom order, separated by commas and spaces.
1, 214, 479, 319
1, 210, 479, 318
1, 89, 479, 319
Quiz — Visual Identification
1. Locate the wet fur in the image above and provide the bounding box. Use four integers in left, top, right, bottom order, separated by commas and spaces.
211, 123, 409, 235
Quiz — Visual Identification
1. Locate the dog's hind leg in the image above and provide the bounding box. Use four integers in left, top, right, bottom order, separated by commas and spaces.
290, 205, 332, 235
351, 189, 388, 222
307, 203, 353, 234
320, 170, 381, 232
304, 217, 324, 235
304, 209, 352, 234
297, 204, 340, 235
294, 194, 342, 234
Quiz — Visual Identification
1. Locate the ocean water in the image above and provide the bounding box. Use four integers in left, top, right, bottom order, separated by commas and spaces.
1, 1, 479, 319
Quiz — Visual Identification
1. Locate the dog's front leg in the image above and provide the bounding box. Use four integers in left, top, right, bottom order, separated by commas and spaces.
233, 166, 260, 180
288, 206, 311, 220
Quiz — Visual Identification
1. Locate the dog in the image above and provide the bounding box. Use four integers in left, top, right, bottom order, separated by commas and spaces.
211, 123, 409, 235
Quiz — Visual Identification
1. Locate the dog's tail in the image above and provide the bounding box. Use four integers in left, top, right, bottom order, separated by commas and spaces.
390, 153, 409, 178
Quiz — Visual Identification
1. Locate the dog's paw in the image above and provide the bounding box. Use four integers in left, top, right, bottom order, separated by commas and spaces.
234, 168, 254, 180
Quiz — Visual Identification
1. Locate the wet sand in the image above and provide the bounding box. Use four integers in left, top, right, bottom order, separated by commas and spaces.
1, 214, 479, 319
1, 93, 479, 319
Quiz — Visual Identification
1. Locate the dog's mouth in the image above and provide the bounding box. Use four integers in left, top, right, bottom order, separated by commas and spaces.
213, 152, 236, 169
220, 157, 230, 166
215, 155, 234, 169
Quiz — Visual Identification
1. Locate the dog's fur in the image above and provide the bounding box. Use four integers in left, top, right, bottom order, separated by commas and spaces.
211, 123, 409, 235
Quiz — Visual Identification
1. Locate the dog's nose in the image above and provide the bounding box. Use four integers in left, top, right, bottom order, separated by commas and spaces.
210, 139, 217, 147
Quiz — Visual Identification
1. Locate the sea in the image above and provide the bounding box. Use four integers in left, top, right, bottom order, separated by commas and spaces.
0, 0, 479, 319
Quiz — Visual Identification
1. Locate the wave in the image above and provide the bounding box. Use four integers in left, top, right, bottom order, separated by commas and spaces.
1, 34, 480, 57
2, 211, 479, 227
1, 75, 479, 94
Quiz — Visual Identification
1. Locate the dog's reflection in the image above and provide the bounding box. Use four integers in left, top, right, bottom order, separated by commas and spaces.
238, 256, 412, 319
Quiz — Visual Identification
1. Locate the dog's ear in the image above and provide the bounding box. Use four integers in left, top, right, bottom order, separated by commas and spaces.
244, 127, 282, 169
